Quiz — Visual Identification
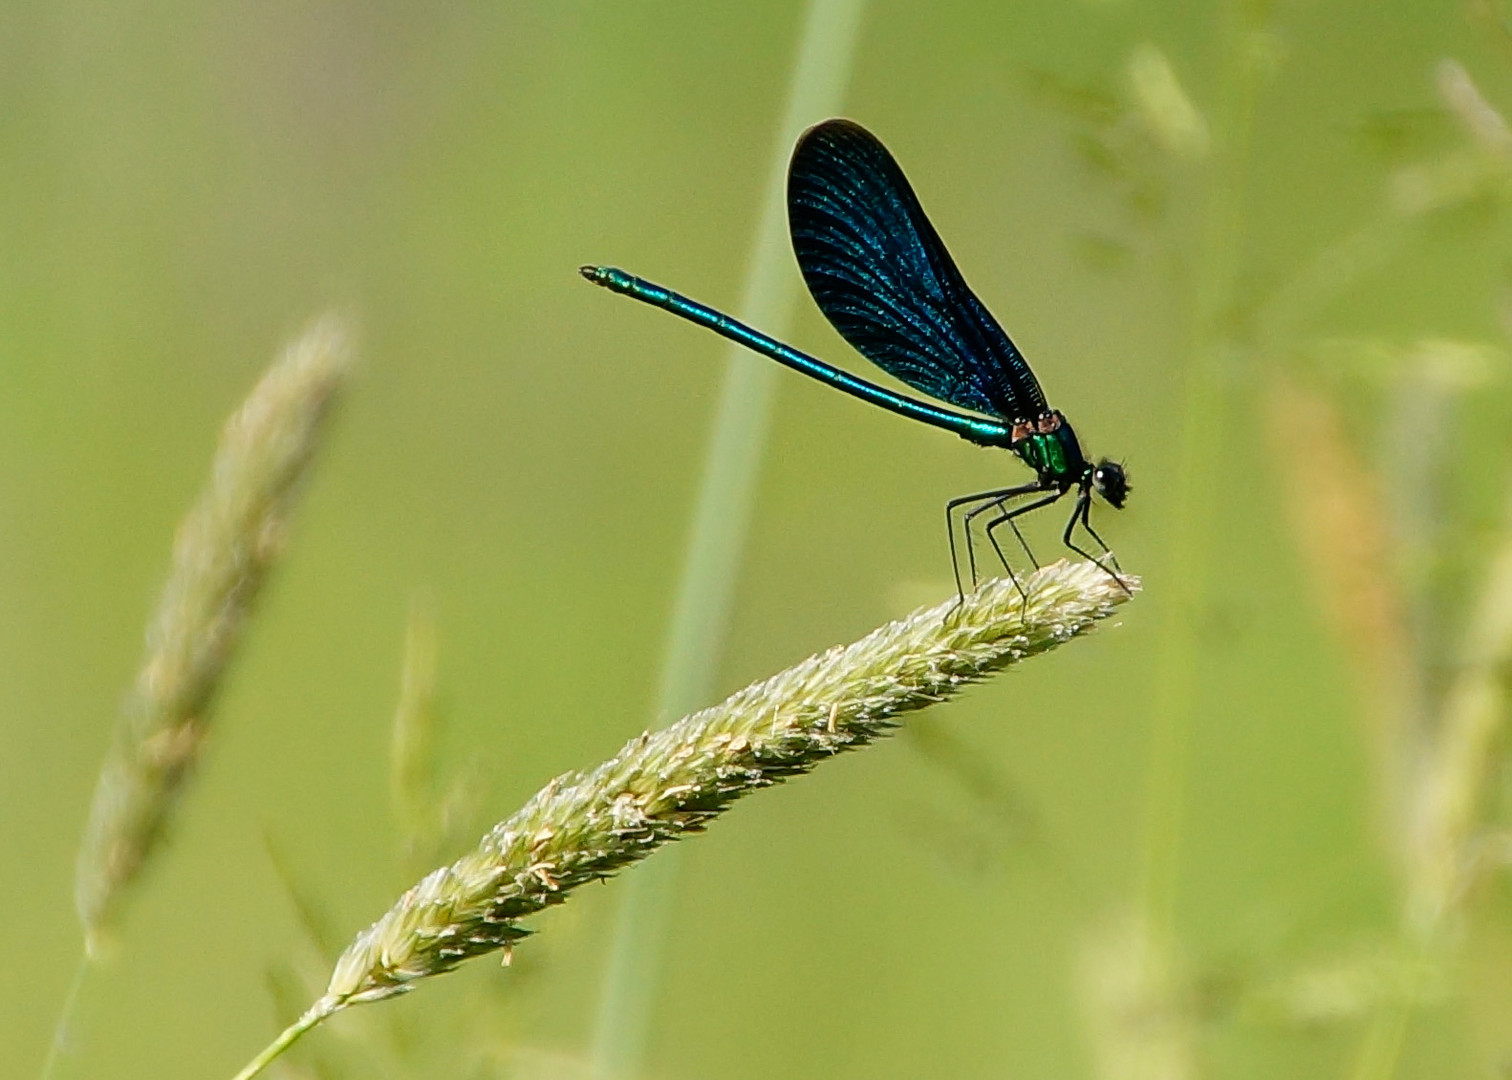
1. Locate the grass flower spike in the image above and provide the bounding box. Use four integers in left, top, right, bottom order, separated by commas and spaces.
75, 317, 352, 950
229, 559, 1137, 1080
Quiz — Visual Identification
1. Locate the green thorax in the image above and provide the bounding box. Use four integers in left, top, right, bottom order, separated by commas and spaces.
1011, 413, 1089, 484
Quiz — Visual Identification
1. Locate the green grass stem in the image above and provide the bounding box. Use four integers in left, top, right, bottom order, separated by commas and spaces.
1138, 2, 1264, 947
585, 3, 866, 1078
36, 950, 89, 1080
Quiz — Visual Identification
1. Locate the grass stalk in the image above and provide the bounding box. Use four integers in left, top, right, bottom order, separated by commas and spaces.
1343, 482, 1512, 1080
1402, 496, 1512, 939
390, 599, 446, 873
586, 2, 866, 1077
226, 999, 340, 1080
1080, 913, 1196, 1080
1340, 64, 1512, 1080
226, 561, 1137, 1080
36, 951, 89, 1080
1138, 2, 1263, 948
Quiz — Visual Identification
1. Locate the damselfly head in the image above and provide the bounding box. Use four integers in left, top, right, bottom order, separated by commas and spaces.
1092, 459, 1129, 509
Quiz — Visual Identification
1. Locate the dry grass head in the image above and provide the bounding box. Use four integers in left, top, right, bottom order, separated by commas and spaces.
76, 317, 352, 951
226, 561, 1137, 1080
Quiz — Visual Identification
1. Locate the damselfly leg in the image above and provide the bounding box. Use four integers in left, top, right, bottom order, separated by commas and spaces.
1062, 491, 1130, 594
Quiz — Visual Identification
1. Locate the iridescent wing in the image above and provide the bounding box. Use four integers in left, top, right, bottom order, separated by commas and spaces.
787, 119, 1047, 422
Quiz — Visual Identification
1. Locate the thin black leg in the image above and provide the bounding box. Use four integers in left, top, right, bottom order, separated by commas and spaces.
962, 496, 1023, 573
1061, 493, 1131, 594
1078, 496, 1125, 576
945, 482, 1046, 600
1006, 511, 1040, 570
982, 490, 1066, 600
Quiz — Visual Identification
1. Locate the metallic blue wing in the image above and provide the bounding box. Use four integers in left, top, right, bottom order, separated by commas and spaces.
787, 119, 1047, 422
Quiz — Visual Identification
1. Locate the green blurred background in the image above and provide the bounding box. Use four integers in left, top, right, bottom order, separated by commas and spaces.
6, 1, 1512, 1077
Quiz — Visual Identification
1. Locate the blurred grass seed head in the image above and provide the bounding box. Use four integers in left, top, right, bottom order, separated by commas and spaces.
75, 317, 353, 952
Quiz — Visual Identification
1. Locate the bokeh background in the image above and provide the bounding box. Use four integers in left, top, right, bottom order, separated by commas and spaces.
6, 1, 1512, 1078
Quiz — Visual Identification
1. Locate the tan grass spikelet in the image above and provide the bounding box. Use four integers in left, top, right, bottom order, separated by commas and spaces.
76, 317, 352, 950
229, 560, 1137, 1080
1264, 372, 1413, 826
